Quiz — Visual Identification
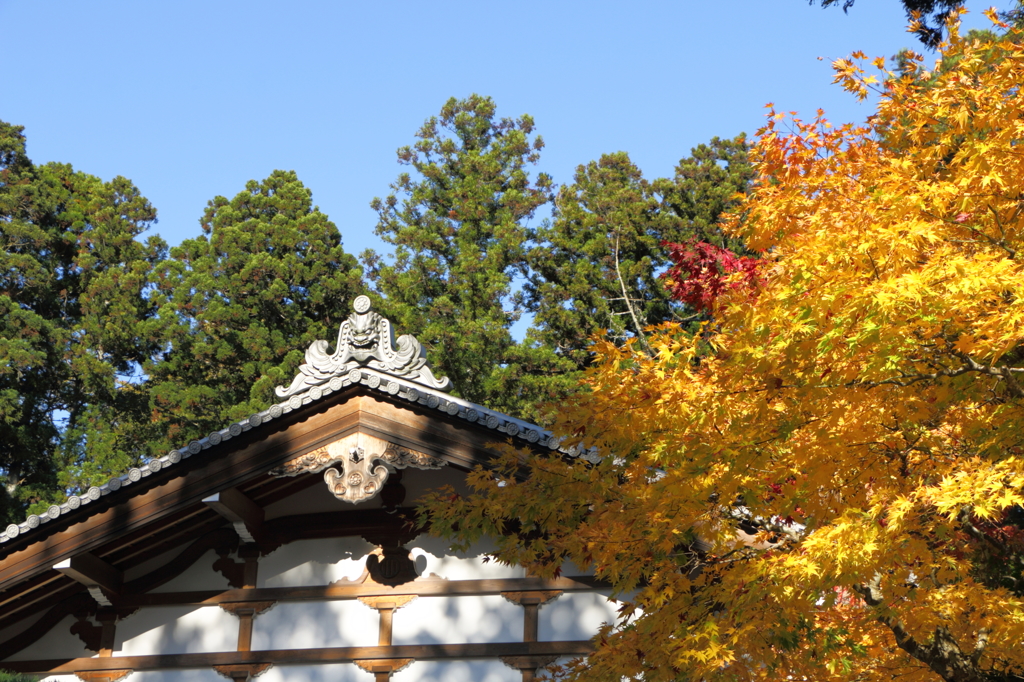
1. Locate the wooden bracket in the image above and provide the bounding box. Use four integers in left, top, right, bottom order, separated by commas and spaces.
213, 551, 246, 588
204, 488, 265, 543
74, 670, 132, 682
500, 590, 563, 607
502, 590, 563, 644
501, 655, 560, 682
69, 616, 103, 652
219, 601, 276, 653
355, 658, 414, 681
358, 595, 416, 646
357, 595, 417, 610
501, 654, 560, 670
55, 554, 123, 607
213, 663, 272, 681
219, 601, 276, 618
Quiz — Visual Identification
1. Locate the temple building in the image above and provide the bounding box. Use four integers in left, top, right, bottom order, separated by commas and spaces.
0, 296, 614, 682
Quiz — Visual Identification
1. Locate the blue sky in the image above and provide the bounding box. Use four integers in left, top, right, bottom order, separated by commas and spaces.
1, 1, 1010, 258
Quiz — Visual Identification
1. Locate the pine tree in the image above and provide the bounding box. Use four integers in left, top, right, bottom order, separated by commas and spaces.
0, 121, 165, 523
527, 137, 754, 368
363, 94, 558, 418
148, 170, 363, 450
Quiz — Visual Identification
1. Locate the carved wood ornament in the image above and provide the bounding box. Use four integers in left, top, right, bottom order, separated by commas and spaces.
270, 433, 444, 504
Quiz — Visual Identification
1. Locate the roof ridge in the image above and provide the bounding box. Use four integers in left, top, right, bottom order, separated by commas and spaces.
1, 297, 599, 547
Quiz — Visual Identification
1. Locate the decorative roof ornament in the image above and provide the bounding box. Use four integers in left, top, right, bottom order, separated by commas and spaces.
269, 433, 445, 505
276, 295, 452, 398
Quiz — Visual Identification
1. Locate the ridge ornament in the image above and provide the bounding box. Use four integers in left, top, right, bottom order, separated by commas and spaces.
275, 295, 451, 398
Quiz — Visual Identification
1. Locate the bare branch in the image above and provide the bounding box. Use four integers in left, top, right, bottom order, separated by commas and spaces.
613, 229, 653, 356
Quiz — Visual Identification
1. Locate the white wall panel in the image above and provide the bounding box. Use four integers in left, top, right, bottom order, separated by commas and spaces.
5, 615, 93, 662
259, 537, 373, 588
394, 659, 519, 682
148, 550, 232, 593
251, 600, 378, 650
539, 592, 618, 642
392, 595, 522, 645
117, 606, 237, 655
411, 535, 524, 580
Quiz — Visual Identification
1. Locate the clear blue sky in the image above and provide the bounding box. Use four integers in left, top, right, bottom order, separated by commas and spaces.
1, 1, 1009, 258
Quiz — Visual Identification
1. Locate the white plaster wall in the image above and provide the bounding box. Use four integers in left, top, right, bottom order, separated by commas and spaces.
148, 549, 233, 593
5, 615, 94, 662
7, 537, 618, 678
411, 535, 524, 580
39, 675, 79, 682
392, 595, 523, 645
251, 600, 378, 650
539, 591, 619, 642
257, 533, 525, 586
259, 537, 373, 588
394, 659, 520, 682
117, 605, 237, 655
122, 544, 187, 581
259, 663, 373, 682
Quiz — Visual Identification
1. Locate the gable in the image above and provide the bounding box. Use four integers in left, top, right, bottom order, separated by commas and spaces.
0, 297, 609, 681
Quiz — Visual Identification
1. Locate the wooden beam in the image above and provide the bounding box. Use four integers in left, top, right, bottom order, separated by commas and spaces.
203, 488, 264, 543
5, 641, 594, 675
1, 390, 527, 593
53, 554, 122, 607
118, 575, 605, 609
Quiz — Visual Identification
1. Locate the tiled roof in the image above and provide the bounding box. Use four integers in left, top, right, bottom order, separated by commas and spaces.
1, 297, 597, 546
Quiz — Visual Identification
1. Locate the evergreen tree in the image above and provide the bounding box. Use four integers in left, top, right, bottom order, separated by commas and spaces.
526, 137, 754, 367
814, 0, 965, 47
363, 94, 558, 418
148, 170, 363, 450
0, 121, 165, 523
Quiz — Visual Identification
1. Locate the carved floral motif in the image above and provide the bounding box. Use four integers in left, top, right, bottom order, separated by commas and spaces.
275, 295, 451, 398
269, 433, 445, 504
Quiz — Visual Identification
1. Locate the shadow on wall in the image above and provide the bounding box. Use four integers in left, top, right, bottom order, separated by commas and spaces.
4, 616, 92, 662
64, 535, 616, 666
118, 605, 237, 656
539, 592, 620, 642
259, 537, 374, 587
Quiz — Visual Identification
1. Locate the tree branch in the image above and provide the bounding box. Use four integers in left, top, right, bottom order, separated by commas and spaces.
613, 230, 653, 356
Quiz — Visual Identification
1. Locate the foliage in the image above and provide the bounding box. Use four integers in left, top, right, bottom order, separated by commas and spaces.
363, 94, 562, 419
0, 672, 36, 681
526, 139, 753, 367
813, 0, 965, 47
147, 170, 363, 451
0, 121, 165, 523
423, 18, 1024, 682
662, 239, 760, 314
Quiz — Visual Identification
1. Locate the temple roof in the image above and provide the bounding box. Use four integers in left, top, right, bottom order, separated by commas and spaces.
0, 296, 597, 548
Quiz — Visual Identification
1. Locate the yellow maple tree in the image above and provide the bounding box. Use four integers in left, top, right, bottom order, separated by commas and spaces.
423, 13, 1024, 682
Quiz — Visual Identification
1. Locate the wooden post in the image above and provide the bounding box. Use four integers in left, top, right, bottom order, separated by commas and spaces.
96, 610, 118, 658
219, 602, 275, 653
501, 590, 563, 682
358, 595, 416, 647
